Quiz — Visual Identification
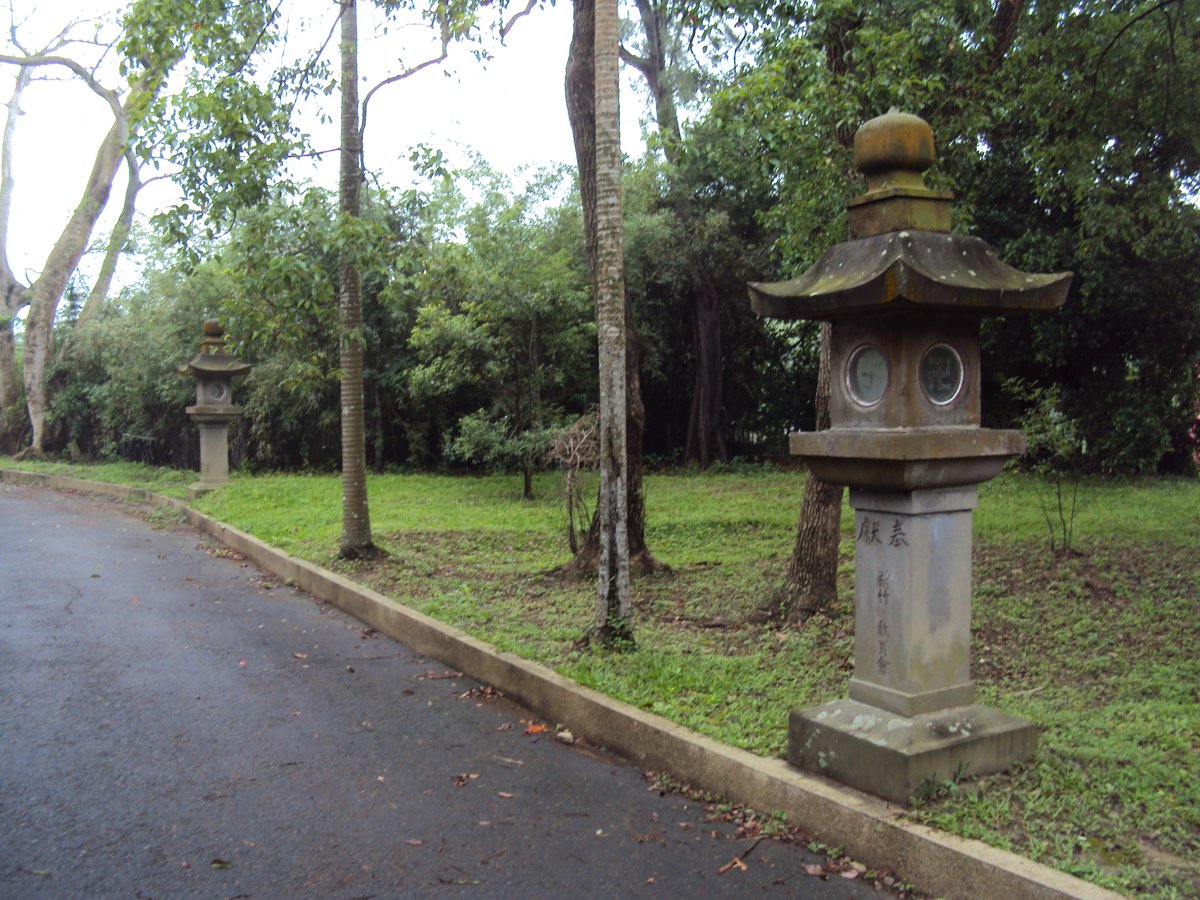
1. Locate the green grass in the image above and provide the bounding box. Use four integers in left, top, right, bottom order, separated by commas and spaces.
3, 456, 1197, 896
0, 457, 195, 498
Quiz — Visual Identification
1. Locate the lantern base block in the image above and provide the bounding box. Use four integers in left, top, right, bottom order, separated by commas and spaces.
788, 698, 1037, 805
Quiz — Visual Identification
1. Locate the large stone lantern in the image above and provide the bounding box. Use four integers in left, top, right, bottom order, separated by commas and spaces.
749, 110, 1072, 803
179, 319, 251, 494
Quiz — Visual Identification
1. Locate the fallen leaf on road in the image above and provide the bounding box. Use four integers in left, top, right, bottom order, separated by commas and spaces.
841, 869, 860, 880
451, 773, 469, 787
292, 652, 307, 660
524, 722, 548, 735
406, 839, 424, 847
718, 857, 748, 874
497, 791, 513, 799
210, 859, 232, 869
803, 864, 825, 877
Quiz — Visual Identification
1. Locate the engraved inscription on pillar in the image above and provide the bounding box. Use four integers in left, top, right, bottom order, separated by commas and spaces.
856, 511, 910, 687
850, 487, 977, 717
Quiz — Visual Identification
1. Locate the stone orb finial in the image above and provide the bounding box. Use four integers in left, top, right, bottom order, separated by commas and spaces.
853, 108, 936, 179
200, 318, 227, 354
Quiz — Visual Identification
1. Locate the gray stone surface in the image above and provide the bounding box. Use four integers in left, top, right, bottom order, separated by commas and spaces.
789, 699, 1039, 805
848, 486, 977, 717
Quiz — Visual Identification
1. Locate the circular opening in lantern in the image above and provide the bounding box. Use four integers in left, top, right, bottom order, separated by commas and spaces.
846, 344, 889, 407
919, 343, 964, 406
206, 381, 228, 403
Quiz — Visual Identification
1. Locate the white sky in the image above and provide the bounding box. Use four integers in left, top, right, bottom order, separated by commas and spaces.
1, 0, 646, 285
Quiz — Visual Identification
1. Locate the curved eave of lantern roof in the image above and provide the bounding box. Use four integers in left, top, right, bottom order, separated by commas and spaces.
178, 353, 253, 378
748, 230, 1072, 321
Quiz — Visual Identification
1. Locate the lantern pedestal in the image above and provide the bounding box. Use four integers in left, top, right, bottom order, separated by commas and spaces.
788, 699, 1037, 805
185, 406, 243, 496
787, 483, 1037, 803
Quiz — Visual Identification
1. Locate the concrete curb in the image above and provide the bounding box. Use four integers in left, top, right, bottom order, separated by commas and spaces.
2, 469, 1121, 900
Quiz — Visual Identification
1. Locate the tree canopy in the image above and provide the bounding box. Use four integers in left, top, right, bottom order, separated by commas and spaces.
11, 0, 1200, 477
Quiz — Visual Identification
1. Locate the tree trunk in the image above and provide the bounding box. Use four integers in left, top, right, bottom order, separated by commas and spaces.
76, 153, 141, 330
21, 113, 128, 453
586, 0, 634, 647
337, 0, 376, 558
751, 322, 843, 624
682, 275, 728, 467
564, 0, 663, 582
0, 65, 29, 437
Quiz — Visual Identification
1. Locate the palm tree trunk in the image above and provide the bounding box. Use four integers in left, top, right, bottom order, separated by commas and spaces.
588, 0, 634, 647
337, 0, 375, 558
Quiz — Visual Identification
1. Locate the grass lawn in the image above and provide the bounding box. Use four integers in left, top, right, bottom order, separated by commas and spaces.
4, 457, 1198, 896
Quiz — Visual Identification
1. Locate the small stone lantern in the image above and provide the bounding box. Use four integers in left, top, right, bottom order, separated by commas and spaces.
749, 110, 1072, 803
179, 319, 251, 495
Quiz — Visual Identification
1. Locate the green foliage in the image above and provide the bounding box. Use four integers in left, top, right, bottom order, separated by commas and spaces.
619, 152, 805, 454
49, 259, 220, 466
117, 0, 312, 244
404, 164, 596, 481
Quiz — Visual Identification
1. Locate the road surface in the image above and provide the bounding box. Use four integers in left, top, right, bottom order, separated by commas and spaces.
0, 483, 896, 898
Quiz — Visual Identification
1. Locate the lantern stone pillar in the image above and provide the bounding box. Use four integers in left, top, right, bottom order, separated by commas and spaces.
179, 320, 251, 497
749, 110, 1073, 803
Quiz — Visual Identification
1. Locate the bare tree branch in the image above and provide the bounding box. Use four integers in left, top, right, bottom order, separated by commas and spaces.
0, 53, 121, 116
618, 44, 652, 76
76, 147, 141, 327
359, 10, 452, 147
0, 60, 30, 287
500, 0, 538, 38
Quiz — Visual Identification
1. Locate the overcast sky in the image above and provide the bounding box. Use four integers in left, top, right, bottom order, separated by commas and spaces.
1, 0, 645, 284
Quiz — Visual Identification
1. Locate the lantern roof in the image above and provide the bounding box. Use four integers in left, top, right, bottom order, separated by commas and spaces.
749, 229, 1072, 320
178, 319, 252, 379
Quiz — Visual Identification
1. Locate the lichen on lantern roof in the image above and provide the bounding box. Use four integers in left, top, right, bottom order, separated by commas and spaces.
748, 229, 1072, 321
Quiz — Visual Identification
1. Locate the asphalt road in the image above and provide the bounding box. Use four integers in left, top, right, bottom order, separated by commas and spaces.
0, 483, 896, 899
